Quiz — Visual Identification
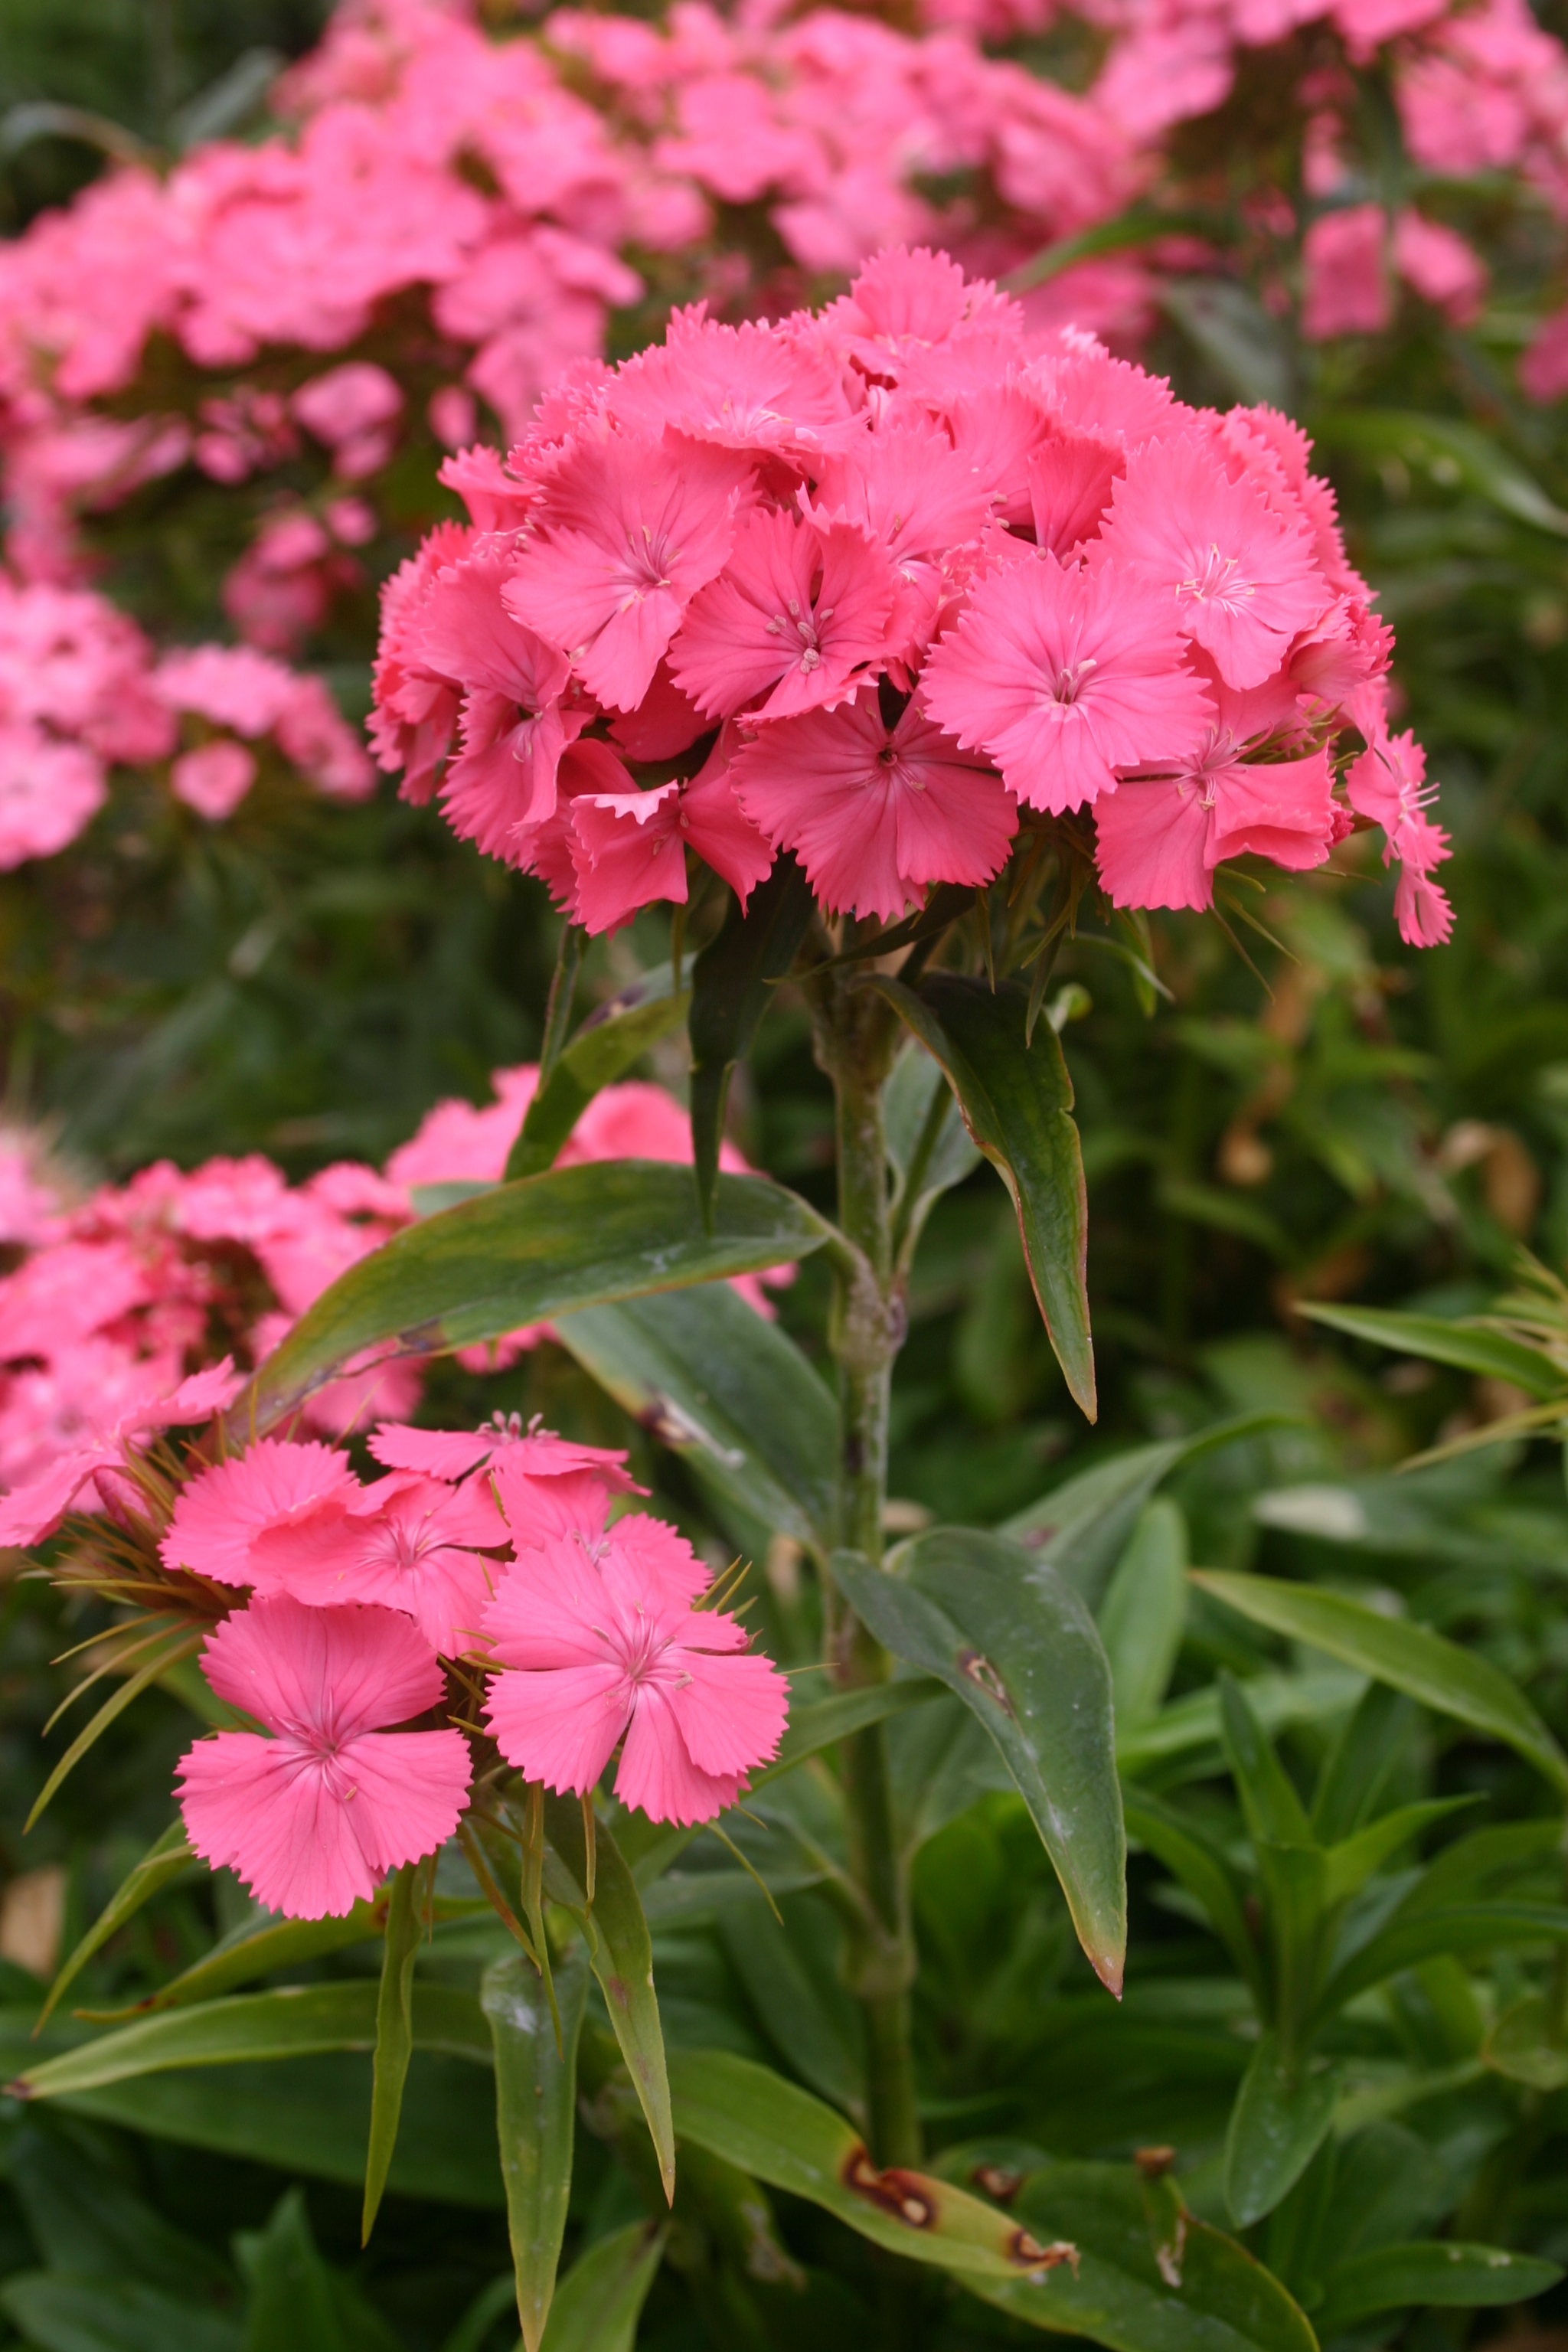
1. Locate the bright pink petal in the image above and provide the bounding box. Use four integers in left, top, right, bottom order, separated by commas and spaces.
160, 1439, 361, 1589
196, 1595, 444, 1742
614, 1685, 744, 1824
664, 1646, 789, 1776
482, 1537, 621, 1669
568, 781, 689, 934
669, 511, 893, 722
485, 1661, 629, 1792
1093, 778, 1213, 913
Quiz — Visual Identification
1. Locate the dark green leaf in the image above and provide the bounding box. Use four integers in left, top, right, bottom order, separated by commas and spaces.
1314, 2242, 1562, 2332
39, 1821, 195, 2028
26, 1632, 205, 1831
556, 1283, 836, 1551
505, 966, 691, 1182
688, 857, 816, 1227
719, 1894, 866, 2125
538, 2223, 665, 2352
835, 1530, 1125, 1994
1223, 2034, 1341, 2229
1219, 1675, 1314, 1850
1099, 1501, 1187, 1730
1116, 1669, 1364, 1782
81, 1901, 403, 2020
237, 1163, 832, 1432
0, 2272, 241, 2352
870, 972, 1095, 1417
1311, 410, 1568, 537
239, 2185, 402, 2352
1192, 1570, 1568, 1796
668, 2048, 1077, 2282
886, 1040, 982, 1264
362, 1857, 432, 2245
1122, 1791, 1263, 2004
1160, 279, 1292, 409
541, 1793, 674, 2202
1481, 1992, 1568, 2090
1319, 1903, 1568, 2017
482, 1945, 589, 2352
761, 1676, 944, 1784
1320, 1799, 1479, 1906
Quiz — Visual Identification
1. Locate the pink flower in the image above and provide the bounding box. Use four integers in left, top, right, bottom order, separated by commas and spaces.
1347, 726, 1454, 946
1095, 434, 1329, 689
159, 1436, 364, 1590
502, 433, 746, 710
0, 729, 106, 869
1302, 206, 1391, 341
0, 1359, 240, 1549
292, 363, 403, 467
1392, 211, 1487, 324
567, 764, 775, 933
482, 1520, 787, 1824
1094, 733, 1336, 913
176, 1596, 472, 1919
1521, 305, 1568, 405
250, 1470, 504, 1654
734, 694, 1015, 923
669, 511, 896, 723
371, 1414, 638, 1492
922, 552, 1214, 812
171, 741, 257, 820
417, 546, 580, 853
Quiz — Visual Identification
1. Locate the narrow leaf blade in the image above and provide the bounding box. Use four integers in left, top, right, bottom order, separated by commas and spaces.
538, 2221, 666, 2352
1315, 2241, 1562, 2333
38, 1821, 194, 2030
362, 1858, 431, 2243
1223, 2031, 1341, 2229
505, 971, 691, 1182
688, 857, 816, 1227
1300, 1304, 1563, 1398
483, 1945, 590, 2352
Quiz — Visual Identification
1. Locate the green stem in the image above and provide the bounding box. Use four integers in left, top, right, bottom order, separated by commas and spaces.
809, 959, 921, 2174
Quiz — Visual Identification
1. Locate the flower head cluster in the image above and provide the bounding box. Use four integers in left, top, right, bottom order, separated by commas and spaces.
374, 247, 1442, 942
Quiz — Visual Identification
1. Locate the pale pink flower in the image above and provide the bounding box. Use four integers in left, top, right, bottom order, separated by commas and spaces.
176, 1596, 472, 1919
250, 1470, 504, 1654
0, 728, 106, 869
0, 1359, 240, 1549
1302, 206, 1391, 341
172, 741, 257, 820
292, 362, 403, 454
159, 1436, 363, 1590
482, 1521, 787, 1824
669, 511, 896, 724
1392, 210, 1487, 323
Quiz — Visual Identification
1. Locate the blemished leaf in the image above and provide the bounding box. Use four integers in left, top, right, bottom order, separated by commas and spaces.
362, 1857, 432, 2245
556, 1282, 837, 1551
668, 2048, 1078, 2283
541, 1793, 674, 2203
0, 2272, 242, 2352
959, 2161, 1318, 2352
1298, 1302, 1563, 1396
833, 1531, 1125, 1995
504, 963, 692, 1182
239, 1163, 833, 1432
1481, 1992, 1568, 2089
688, 854, 817, 1227
1191, 1570, 1568, 1796
1223, 2033, 1341, 2229
537, 2222, 666, 2352
1313, 2241, 1563, 2333
871, 972, 1095, 1418
38, 1820, 195, 2029
1098, 1500, 1188, 1730
1312, 410, 1568, 537
482, 1945, 589, 2352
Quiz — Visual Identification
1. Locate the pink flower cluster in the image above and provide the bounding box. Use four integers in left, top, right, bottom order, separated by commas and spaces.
373, 248, 1446, 943
0, 1060, 776, 1533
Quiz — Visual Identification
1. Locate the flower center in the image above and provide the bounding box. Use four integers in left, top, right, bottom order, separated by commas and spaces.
1178, 544, 1250, 606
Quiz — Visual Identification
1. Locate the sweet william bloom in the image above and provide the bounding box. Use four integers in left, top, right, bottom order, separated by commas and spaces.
1095, 733, 1336, 914
567, 763, 775, 933
922, 551, 1214, 812
171, 741, 257, 821
1347, 727, 1454, 947
177, 1596, 471, 1919
1302, 206, 1392, 341
372, 1414, 639, 1494
669, 510, 896, 723
482, 1521, 788, 1824
734, 694, 1015, 923
159, 1436, 363, 1590
1096, 434, 1329, 689
0, 1360, 240, 1549
249, 1470, 504, 1655
418, 547, 580, 853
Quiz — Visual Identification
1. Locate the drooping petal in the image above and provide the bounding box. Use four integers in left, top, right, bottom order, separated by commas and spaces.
196, 1595, 445, 1743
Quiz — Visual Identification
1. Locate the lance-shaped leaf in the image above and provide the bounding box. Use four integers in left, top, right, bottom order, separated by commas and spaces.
38, 1820, 196, 2030
668, 2049, 1077, 2282
1223, 2033, 1341, 2229
870, 972, 1093, 1417
885, 1039, 982, 1265
1314, 2242, 1562, 2335
1192, 1570, 1568, 1797
963, 2160, 1318, 2352
539, 2222, 666, 2352
832, 1532, 1125, 1994
0, 2272, 242, 2352
1122, 1790, 1263, 2004
541, 1793, 675, 2203
761, 1675, 944, 1785
27, 1630, 205, 1830
556, 1283, 837, 1551
483, 1945, 590, 2352
83, 1900, 392, 2020
362, 1857, 433, 2244
1300, 1304, 1563, 1396
237, 1163, 832, 1432
688, 856, 817, 1227
1316, 1902, 1568, 2019
505, 965, 693, 1182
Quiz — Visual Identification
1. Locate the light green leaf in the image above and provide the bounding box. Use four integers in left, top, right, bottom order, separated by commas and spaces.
835, 1531, 1125, 1993
1312, 410, 1568, 537
1192, 1570, 1568, 1796
1116, 1669, 1365, 1782
0, 2272, 241, 2352
1320, 1903, 1568, 2017
541, 1793, 674, 2203
505, 966, 692, 1181
1219, 1674, 1314, 1850
1299, 1303, 1563, 1396
482, 1945, 589, 2352
39, 1821, 195, 2030
1099, 1501, 1188, 1730
538, 2222, 666, 2352
688, 855, 816, 1227
668, 2048, 1077, 2282
962, 2161, 1318, 2352
80, 1900, 402, 2020
1481, 1991, 1568, 2090
362, 1857, 432, 2245
238, 1163, 833, 1432
1223, 2033, 1341, 2229
557, 1283, 836, 1551
1315, 2241, 1562, 2333
1321, 1799, 1478, 1906
871, 972, 1095, 1418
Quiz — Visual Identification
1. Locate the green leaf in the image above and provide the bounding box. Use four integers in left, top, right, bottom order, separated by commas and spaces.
1160, 279, 1292, 410
886, 1039, 982, 1264
541, 1793, 674, 2203
504, 965, 692, 1182
688, 856, 816, 1227
0, 2272, 242, 2352
482, 1945, 590, 2352
439, 2278, 518, 2352
1311, 1684, 1418, 1843
1191, 1570, 1568, 1796
1319, 1903, 1568, 2017
870, 972, 1095, 1418
556, 1282, 837, 1551
38, 1821, 196, 2029
834, 1530, 1125, 1994
537, 2222, 666, 2352
1099, 1501, 1188, 1730
1311, 410, 1568, 537
1003, 204, 1218, 293
238, 1162, 832, 1432
1314, 2242, 1563, 2333
668, 2048, 1077, 2282
1218, 1674, 1314, 1850
1122, 1790, 1264, 2004
719, 1894, 867, 2125
1320, 1799, 1478, 1906
239, 2185, 403, 2352
1481, 1992, 1568, 2090
962, 2160, 1318, 2352
1117, 1669, 1364, 1782
1298, 1303, 1563, 1396
362, 1857, 432, 2245
761, 1675, 944, 1784
1223, 2034, 1341, 2230
26, 1632, 206, 1831
81, 1901, 399, 2020
9, 1981, 490, 2099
